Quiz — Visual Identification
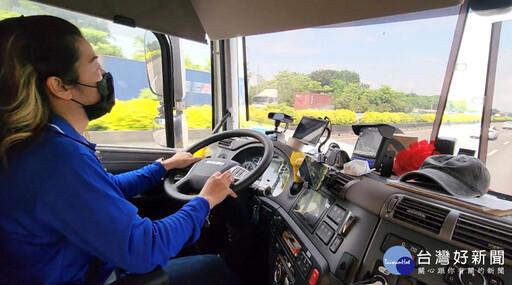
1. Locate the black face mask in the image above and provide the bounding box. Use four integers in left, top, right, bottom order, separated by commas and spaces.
70, 72, 115, 120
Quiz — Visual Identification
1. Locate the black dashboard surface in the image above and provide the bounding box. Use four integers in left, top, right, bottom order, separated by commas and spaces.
212, 137, 512, 285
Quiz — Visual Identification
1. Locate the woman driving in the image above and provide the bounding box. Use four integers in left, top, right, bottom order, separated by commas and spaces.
0, 15, 237, 284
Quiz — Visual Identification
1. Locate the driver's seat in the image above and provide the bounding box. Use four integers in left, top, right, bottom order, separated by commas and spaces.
109, 267, 168, 285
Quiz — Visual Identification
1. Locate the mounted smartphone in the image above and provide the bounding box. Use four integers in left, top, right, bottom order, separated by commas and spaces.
297, 155, 328, 190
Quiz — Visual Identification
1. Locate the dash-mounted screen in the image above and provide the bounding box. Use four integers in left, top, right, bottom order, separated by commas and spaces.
292, 187, 332, 231
292, 116, 329, 146
352, 127, 382, 158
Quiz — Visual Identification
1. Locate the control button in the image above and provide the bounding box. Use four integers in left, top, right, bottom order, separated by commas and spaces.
297, 251, 312, 276
381, 234, 409, 252
443, 264, 458, 284
329, 235, 344, 253
274, 265, 283, 282
309, 268, 320, 285
444, 274, 458, 285
327, 205, 346, 225
387, 197, 399, 213
407, 243, 424, 266
378, 265, 390, 276
340, 215, 355, 235
295, 253, 304, 269
316, 222, 335, 245
337, 252, 355, 281
302, 257, 312, 276
488, 275, 503, 285
229, 165, 249, 180
459, 268, 485, 285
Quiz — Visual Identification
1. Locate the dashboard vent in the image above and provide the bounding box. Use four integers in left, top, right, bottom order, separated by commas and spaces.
328, 172, 355, 194
392, 197, 448, 234
453, 215, 512, 260
218, 138, 235, 149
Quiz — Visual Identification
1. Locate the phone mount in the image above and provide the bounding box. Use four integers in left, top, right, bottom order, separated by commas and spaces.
265, 112, 293, 142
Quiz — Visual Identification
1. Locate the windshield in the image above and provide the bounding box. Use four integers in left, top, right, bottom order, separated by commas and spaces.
244, 6, 512, 198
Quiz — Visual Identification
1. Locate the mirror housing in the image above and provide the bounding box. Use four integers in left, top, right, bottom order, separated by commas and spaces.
144, 31, 164, 96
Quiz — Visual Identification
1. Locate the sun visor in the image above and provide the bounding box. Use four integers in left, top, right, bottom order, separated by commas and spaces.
31, 0, 207, 43
191, 0, 463, 40
31, 0, 463, 42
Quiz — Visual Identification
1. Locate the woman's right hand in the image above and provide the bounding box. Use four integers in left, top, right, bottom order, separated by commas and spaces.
198, 171, 237, 209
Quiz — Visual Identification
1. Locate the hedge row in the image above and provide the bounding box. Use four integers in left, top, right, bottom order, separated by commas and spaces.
360, 112, 490, 124
86, 100, 510, 131
87, 98, 159, 131
246, 105, 358, 125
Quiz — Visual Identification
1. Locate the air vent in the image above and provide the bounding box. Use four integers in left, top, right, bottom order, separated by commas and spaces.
453, 215, 512, 260
218, 138, 235, 149
392, 197, 449, 234
327, 171, 355, 194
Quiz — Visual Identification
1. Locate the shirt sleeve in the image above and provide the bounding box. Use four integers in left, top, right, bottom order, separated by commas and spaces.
36, 151, 210, 273
106, 161, 167, 199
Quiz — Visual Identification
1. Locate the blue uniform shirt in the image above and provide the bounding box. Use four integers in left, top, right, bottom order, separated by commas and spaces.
0, 115, 210, 284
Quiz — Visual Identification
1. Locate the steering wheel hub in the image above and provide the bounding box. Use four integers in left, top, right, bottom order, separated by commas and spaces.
164, 129, 274, 203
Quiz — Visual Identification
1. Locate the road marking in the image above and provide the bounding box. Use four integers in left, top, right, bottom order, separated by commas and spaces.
487, 149, 498, 156
504, 141, 510, 145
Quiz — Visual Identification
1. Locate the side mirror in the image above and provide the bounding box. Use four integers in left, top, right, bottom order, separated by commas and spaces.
145, 32, 187, 148
266, 113, 294, 142
144, 31, 163, 96
268, 112, 293, 124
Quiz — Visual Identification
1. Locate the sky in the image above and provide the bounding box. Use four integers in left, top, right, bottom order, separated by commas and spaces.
11, 0, 512, 112
83, 4, 512, 113
103, 6, 512, 113
246, 16, 457, 96
244, 11, 512, 112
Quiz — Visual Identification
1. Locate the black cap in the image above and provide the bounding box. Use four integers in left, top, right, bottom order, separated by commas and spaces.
399, 154, 490, 198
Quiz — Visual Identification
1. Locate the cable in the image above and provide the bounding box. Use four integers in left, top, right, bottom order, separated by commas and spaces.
317, 116, 331, 153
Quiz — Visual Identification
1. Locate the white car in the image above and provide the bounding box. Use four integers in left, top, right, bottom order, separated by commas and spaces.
503, 121, 512, 130
470, 126, 499, 140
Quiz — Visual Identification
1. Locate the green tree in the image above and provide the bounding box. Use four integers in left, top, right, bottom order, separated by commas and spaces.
268, 71, 320, 106
185, 54, 202, 71
81, 28, 124, 57
138, 88, 158, 100
309, 69, 360, 86
338, 70, 360, 84
309, 69, 340, 86
131, 36, 145, 61
249, 75, 271, 102
202, 58, 211, 72
18, 0, 109, 32
446, 99, 468, 113
184, 54, 211, 72
9, 0, 123, 57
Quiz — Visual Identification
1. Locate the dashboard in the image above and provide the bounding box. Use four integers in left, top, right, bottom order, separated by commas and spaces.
232, 148, 291, 197
212, 136, 512, 285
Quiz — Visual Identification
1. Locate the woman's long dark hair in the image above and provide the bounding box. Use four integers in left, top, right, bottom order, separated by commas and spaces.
0, 15, 83, 166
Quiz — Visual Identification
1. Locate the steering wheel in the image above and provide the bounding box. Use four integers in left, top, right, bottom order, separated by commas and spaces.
164, 129, 274, 203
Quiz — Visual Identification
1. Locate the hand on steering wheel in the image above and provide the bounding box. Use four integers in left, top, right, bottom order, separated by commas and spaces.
158, 151, 202, 171
198, 171, 237, 209
164, 129, 273, 203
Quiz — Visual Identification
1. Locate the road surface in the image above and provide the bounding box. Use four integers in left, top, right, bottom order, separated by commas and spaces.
332, 122, 512, 197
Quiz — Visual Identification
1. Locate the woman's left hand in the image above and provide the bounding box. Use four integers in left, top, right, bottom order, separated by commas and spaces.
158, 151, 202, 171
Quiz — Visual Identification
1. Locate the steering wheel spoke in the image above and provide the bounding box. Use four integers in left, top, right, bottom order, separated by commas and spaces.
164, 129, 273, 203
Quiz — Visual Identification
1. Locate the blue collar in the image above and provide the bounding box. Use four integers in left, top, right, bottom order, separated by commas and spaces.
48, 115, 97, 150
